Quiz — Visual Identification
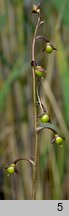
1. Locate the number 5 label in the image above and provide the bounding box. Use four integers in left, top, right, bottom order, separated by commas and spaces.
57, 203, 63, 211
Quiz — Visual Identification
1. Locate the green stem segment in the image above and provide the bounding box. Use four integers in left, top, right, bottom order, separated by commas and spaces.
32, 15, 40, 200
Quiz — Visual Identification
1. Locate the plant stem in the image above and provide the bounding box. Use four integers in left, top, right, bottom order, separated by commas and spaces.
14, 157, 34, 166
32, 15, 40, 200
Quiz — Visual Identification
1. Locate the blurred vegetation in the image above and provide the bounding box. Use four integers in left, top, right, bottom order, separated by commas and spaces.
0, 0, 69, 200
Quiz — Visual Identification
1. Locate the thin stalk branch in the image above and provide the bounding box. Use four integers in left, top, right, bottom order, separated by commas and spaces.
32, 14, 41, 200
37, 78, 47, 113
5, 157, 34, 170
14, 157, 34, 166
37, 79, 43, 111
36, 35, 57, 50
36, 35, 49, 43
36, 125, 56, 133
36, 125, 65, 140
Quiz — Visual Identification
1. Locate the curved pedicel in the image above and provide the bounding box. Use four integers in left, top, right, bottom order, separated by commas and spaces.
13, 157, 34, 165
36, 125, 65, 145
36, 125, 56, 133
37, 78, 47, 113
36, 124, 65, 136
36, 35, 57, 51
5, 157, 34, 175
37, 79, 51, 123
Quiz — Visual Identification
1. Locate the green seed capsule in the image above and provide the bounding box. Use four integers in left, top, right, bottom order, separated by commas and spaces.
7, 164, 15, 175
35, 66, 46, 77
40, 113, 49, 123
46, 43, 53, 53
55, 134, 63, 145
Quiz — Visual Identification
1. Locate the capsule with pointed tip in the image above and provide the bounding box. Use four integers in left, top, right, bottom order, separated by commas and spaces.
55, 134, 63, 145
7, 163, 15, 175
35, 66, 46, 77
40, 113, 50, 123
45, 42, 53, 53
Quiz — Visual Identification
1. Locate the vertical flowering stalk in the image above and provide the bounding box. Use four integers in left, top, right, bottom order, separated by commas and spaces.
31, 4, 41, 200
5, 3, 65, 200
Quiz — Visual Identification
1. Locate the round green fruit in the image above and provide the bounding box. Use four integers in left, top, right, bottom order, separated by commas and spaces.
46, 43, 53, 53
40, 113, 49, 123
7, 164, 15, 175
55, 135, 63, 145
35, 66, 45, 77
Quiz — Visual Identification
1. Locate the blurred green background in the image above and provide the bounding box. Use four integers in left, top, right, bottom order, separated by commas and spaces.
0, 0, 69, 200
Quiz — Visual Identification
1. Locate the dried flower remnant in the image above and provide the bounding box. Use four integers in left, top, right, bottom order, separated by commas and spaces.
32, 4, 40, 14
